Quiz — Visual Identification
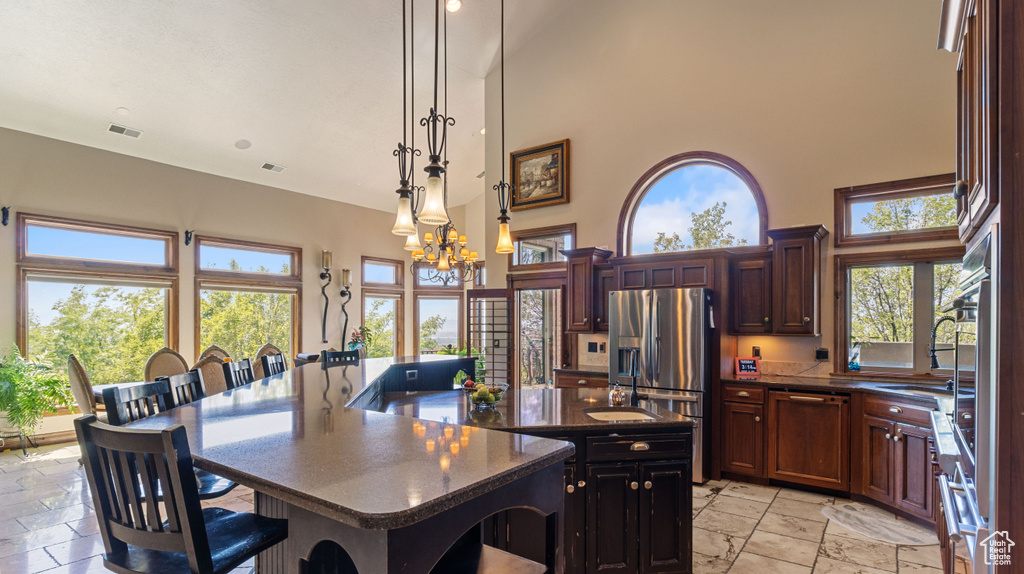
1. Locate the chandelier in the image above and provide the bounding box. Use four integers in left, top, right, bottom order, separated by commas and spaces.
390, 0, 481, 285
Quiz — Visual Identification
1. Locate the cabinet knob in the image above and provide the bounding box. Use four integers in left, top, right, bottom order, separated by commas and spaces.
578, 380, 587, 386
754, 416, 761, 422
894, 435, 902, 442
583, 318, 588, 324
803, 316, 811, 323
962, 413, 973, 420
566, 484, 575, 494
955, 179, 968, 198
630, 481, 639, 490
578, 480, 586, 488
644, 481, 653, 490
596, 318, 602, 323
932, 453, 938, 462
885, 433, 892, 440
889, 406, 903, 414
763, 317, 770, 323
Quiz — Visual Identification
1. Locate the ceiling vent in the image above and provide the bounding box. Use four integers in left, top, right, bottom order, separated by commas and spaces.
261, 162, 286, 173
108, 123, 142, 138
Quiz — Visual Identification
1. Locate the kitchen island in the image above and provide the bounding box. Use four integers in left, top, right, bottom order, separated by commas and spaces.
127, 356, 574, 574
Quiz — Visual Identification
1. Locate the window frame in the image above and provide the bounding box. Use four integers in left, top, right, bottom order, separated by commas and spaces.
411, 261, 463, 290
194, 235, 303, 360
15, 213, 180, 357
473, 261, 486, 288
361, 288, 405, 357
361, 256, 405, 289
412, 292, 464, 355
834, 173, 958, 248
616, 151, 769, 257
508, 223, 577, 272
834, 245, 966, 378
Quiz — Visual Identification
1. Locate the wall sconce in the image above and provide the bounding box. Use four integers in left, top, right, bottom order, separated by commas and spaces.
339, 269, 353, 349
184, 230, 194, 246
319, 250, 333, 343
1, 207, 10, 227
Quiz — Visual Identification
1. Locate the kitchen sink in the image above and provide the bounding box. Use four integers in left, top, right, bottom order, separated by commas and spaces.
583, 407, 659, 422
879, 384, 961, 398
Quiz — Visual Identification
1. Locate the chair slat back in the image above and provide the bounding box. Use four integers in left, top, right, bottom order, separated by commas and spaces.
143, 347, 189, 382
222, 358, 255, 390
102, 381, 173, 427
75, 415, 214, 572
321, 350, 360, 366
158, 370, 206, 408
68, 355, 98, 415
260, 354, 287, 377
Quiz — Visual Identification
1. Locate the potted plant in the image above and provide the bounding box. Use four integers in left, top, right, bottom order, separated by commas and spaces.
439, 347, 487, 385
349, 327, 370, 352
0, 347, 74, 436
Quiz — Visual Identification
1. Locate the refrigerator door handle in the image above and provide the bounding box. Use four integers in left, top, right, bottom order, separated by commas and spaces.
654, 299, 662, 383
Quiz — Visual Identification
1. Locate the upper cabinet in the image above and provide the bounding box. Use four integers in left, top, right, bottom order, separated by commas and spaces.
951, 0, 998, 242
562, 247, 613, 333
728, 253, 772, 334
768, 225, 827, 336
594, 265, 616, 332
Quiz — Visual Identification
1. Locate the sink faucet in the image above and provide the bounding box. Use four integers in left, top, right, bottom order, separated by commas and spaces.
929, 315, 957, 369
627, 348, 648, 407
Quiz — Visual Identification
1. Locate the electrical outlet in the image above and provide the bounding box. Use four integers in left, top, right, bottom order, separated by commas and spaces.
587, 342, 598, 353
599, 343, 606, 353
815, 348, 829, 361
752, 346, 761, 358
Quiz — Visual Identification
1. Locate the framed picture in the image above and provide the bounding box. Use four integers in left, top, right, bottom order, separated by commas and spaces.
510, 139, 569, 211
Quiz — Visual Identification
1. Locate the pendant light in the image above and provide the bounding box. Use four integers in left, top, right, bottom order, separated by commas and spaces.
493, 0, 515, 254
417, 0, 454, 226
391, 0, 420, 236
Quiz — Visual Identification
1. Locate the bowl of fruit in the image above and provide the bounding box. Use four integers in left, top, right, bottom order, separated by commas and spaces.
462, 380, 509, 410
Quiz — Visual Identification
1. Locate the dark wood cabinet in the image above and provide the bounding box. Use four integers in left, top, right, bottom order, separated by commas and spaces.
614, 257, 714, 291
586, 462, 638, 574
728, 255, 772, 334
862, 415, 896, 504
562, 248, 613, 333
554, 370, 609, 389
767, 226, 827, 336
895, 423, 934, 520
638, 461, 692, 574
767, 390, 850, 490
594, 265, 615, 332
721, 400, 765, 477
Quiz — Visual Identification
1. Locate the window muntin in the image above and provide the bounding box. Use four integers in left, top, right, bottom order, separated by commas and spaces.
415, 294, 463, 354
362, 291, 404, 358
835, 174, 957, 247
362, 256, 404, 288
198, 286, 295, 362
509, 224, 576, 270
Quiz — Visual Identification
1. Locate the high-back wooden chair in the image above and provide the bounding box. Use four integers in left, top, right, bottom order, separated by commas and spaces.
158, 370, 206, 408
252, 343, 285, 379
222, 359, 254, 390
191, 356, 230, 396
320, 350, 360, 366
198, 345, 231, 362
101, 381, 174, 427
75, 415, 286, 574
144, 347, 189, 382
68, 354, 103, 418
260, 354, 287, 378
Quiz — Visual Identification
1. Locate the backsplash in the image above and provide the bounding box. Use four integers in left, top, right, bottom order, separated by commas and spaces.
577, 333, 610, 370
751, 359, 832, 378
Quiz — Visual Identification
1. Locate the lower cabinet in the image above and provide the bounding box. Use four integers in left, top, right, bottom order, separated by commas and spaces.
586, 460, 692, 574
721, 400, 765, 477
861, 415, 935, 520
767, 391, 850, 490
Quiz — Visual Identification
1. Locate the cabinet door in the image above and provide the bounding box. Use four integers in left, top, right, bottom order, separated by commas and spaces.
567, 256, 594, 332
638, 461, 692, 574
586, 463, 638, 574
730, 258, 772, 334
767, 392, 850, 490
564, 464, 585, 574
895, 423, 934, 520
594, 266, 616, 332
721, 401, 765, 477
861, 415, 896, 505
772, 237, 816, 335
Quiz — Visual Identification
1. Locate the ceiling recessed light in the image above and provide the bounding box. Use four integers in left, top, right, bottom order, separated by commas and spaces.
115, 107, 131, 117
479, 127, 485, 135
446, 0, 461, 12
235, 139, 252, 150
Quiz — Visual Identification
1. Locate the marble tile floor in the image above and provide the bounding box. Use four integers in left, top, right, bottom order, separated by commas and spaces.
1, 444, 945, 574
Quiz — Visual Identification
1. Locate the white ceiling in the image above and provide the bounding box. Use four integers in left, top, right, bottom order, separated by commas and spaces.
0, 0, 567, 212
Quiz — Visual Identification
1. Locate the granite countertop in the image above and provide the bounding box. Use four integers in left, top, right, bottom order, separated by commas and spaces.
552, 367, 609, 377
128, 357, 574, 530
720, 373, 955, 404
380, 387, 694, 433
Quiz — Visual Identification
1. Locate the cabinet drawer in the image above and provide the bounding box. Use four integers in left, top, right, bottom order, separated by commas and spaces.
587, 433, 691, 462
722, 383, 764, 404
554, 372, 608, 389
865, 395, 934, 426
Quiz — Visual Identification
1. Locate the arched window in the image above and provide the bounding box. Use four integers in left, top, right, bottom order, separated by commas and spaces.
617, 152, 768, 256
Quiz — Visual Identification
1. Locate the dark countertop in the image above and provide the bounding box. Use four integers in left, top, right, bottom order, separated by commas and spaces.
552, 367, 609, 377
720, 373, 955, 404
128, 357, 575, 530
381, 387, 694, 433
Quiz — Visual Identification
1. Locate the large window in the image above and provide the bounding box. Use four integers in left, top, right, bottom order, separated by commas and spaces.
17, 213, 179, 386
509, 224, 575, 270
835, 174, 957, 247
516, 287, 563, 388
618, 152, 767, 256
361, 256, 405, 357
836, 247, 966, 375
414, 294, 463, 354
195, 236, 301, 361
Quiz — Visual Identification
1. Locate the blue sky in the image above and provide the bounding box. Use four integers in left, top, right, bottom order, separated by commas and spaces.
631, 164, 761, 254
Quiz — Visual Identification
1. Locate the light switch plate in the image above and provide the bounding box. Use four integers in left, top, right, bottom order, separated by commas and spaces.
587, 342, 598, 353
815, 348, 829, 361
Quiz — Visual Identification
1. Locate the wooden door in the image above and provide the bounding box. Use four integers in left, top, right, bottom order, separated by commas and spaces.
586, 463, 638, 574
767, 391, 850, 490
594, 266, 616, 332
772, 237, 816, 335
567, 256, 593, 332
729, 257, 771, 334
638, 460, 692, 574
721, 401, 765, 477
861, 415, 896, 504
895, 423, 934, 520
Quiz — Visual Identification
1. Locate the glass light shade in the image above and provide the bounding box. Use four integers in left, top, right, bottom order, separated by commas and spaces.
391, 196, 416, 236
448, 228, 458, 242
458, 235, 467, 245
412, 250, 424, 261
495, 222, 515, 254
437, 255, 451, 272
469, 251, 479, 261
424, 232, 434, 244
321, 250, 333, 270
341, 269, 352, 288
460, 247, 469, 257
418, 176, 448, 225
445, 0, 462, 12
427, 252, 437, 261
403, 232, 422, 251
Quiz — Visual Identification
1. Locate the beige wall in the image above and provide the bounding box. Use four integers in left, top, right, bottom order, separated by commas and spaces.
0, 127, 451, 363
482, 0, 959, 364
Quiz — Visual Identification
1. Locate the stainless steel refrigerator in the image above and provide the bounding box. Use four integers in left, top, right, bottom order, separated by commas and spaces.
608, 288, 712, 483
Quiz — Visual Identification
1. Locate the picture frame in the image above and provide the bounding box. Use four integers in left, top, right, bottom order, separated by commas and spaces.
734, 357, 761, 378
510, 139, 570, 211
